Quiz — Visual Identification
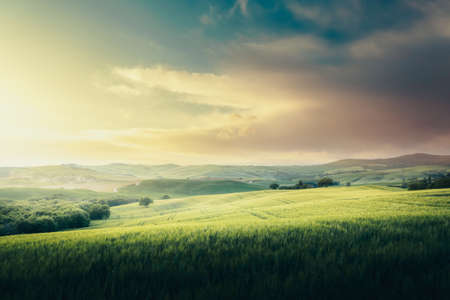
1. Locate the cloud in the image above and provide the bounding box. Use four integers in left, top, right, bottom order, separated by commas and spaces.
201, 0, 249, 26
230, 0, 249, 17
198, 0, 450, 158
92, 0, 450, 161
200, 14, 214, 25
199, 4, 217, 25
284, 0, 362, 28
8, 0, 450, 166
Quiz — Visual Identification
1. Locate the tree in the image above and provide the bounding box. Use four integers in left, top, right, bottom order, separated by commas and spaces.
401, 178, 407, 188
294, 180, 306, 189
408, 178, 428, 190
269, 183, 279, 190
88, 204, 110, 220
139, 197, 153, 207
318, 177, 334, 187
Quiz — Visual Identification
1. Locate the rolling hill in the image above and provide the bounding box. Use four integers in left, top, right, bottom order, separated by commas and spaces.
0, 165, 137, 192
94, 185, 450, 228
1, 153, 449, 191
119, 179, 264, 199
1, 186, 449, 299
325, 153, 450, 169
84, 153, 450, 186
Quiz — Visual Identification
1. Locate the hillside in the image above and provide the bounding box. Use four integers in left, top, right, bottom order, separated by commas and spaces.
1, 186, 449, 299
119, 179, 264, 199
93, 185, 450, 228
326, 153, 450, 169
85, 153, 450, 186
1, 154, 450, 191
0, 165, 136, 192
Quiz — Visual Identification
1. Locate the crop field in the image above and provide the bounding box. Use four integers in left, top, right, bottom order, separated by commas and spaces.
1, 186, 449, 299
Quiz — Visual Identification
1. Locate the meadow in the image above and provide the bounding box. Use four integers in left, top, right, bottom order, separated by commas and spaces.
0, 186, 449, 299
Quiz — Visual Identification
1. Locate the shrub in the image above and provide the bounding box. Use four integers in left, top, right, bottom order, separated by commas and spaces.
269, 183, 279, 190
105, 198, 138, 207
139, 197, 153, 207
88, 204, 111, 220
318, 177, 334, 187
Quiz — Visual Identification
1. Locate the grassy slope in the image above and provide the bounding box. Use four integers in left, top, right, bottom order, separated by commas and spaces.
1, 186, 449, 299
119, 179, 264, 199
93, 185, 450, 228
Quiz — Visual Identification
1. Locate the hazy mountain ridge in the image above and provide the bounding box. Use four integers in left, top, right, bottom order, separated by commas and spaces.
1, 153, 449, 190
0, 165, 137, 192
326, 153, 450, 169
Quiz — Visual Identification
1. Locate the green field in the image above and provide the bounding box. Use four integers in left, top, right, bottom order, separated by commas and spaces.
119, 179, 263, 199
91, 185, 449, 228
1, 186, 449, 299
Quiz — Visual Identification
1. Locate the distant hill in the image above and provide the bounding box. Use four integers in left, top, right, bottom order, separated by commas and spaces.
1, 153, 450, 190
0, 165, 136, 192
86, 163, 179, 178
327, 153, 450, 169
83, 153, 450, 186
120, 179, 264, 199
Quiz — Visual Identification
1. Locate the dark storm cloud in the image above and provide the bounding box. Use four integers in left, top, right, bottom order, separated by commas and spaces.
166, 0, 450, 157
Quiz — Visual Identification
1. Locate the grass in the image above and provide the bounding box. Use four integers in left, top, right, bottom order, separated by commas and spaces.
0, 186, 449, 299
119, 179, 263, 199
92, 186, 448, 228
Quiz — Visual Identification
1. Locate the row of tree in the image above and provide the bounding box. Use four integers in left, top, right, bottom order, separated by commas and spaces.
270, 177, 336, 190
407, 173, 450, 190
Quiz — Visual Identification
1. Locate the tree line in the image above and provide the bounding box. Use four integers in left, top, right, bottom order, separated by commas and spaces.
407, 173, 450, 190
0, 196, 138, 236
270, 177, 337, 190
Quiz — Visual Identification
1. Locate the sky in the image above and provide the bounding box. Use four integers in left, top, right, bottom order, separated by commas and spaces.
1, 0, 449, 166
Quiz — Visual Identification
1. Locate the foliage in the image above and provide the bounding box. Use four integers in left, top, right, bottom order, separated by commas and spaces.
0, 203, 91, 235
161, 194, 171, 200
269, 183, 279, 189
318, 177, 334, 187
0, 188, 137, 235
139, 197, 153, 207
408, 174, 450, 190
278, 180, 313, 190
86, 204, 110, 220
103, 198, 139, 207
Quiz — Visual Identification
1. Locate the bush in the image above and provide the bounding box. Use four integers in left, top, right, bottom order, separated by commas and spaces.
161, 195, 171, 200
105, 198, 138, 207
318, 177, 334, 187
408, 180, 428, 190
88, 204, 110, 220
269, 183, 279, 190
139, 197, 153, 207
